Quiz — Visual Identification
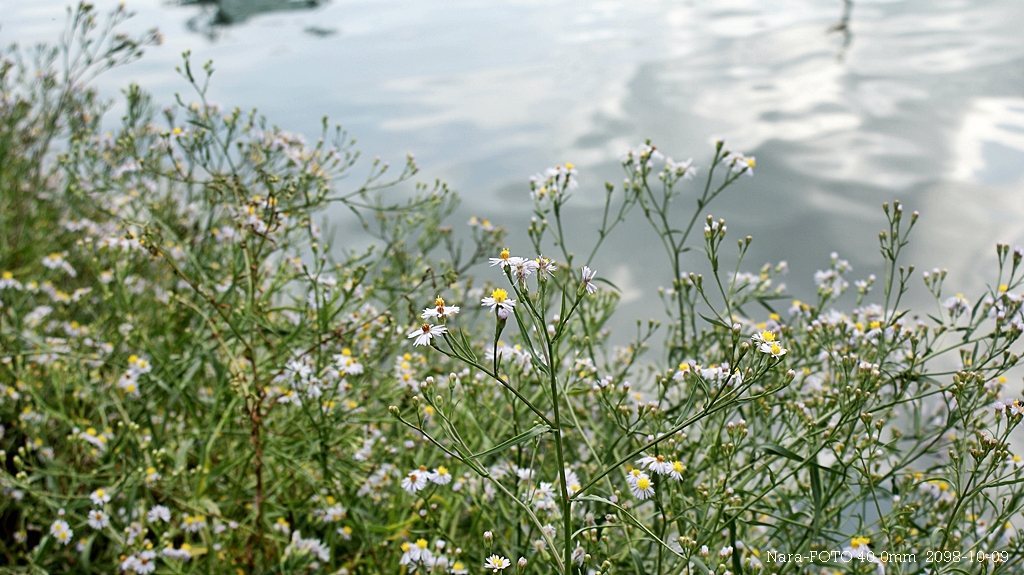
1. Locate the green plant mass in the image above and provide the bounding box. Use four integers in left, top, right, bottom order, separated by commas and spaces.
1, 4, 1023, 574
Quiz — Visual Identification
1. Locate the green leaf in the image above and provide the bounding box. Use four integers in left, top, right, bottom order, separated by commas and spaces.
467, 424, 551, 462
576, 494, 686, 559
699, 312, 731, 330
809, 462, 822, 513
760, 442, 802, 462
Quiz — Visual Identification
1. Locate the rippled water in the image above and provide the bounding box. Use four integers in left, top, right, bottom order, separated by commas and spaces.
4, 0, 1024, 331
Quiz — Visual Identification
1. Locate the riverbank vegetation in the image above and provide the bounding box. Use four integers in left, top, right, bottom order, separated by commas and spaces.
1, 4, 1022, 574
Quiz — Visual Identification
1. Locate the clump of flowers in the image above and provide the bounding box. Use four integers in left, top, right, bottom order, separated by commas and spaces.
1, 6, 1023, 575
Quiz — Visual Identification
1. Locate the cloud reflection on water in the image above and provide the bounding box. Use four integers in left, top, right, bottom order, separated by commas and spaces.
2, 0, 1023, 345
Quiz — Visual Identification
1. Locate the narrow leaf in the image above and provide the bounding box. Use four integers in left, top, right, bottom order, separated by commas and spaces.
467, 424, 551, 461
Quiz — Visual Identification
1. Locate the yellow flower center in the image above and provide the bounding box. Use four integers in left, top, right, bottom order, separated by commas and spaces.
672, 461, 685, 473
851, 536, 870, 547
499, 248, 510, 260
636, 478, 651, 490
760, 330, 775, 342
416, 538, 428, 549
491, 288, 508, 303
436, 465, 448, 475
435, 295, 445, 307
869, 320, 881, 329
770, 343, 782, 355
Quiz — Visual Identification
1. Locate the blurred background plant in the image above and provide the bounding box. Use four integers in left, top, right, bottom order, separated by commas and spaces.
1, 4, 1023, 575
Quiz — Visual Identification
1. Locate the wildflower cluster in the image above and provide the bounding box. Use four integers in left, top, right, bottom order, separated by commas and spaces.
1, 6, 1023, 575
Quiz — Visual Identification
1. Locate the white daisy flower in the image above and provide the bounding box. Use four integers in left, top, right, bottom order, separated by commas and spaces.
181, 514, 207, 532
481, 288, 516, 313
636, 454, 674, 476
50, 520, 73, 545
407, 323, 447, 347
421, 296, 460, 320
489, 248, 521, 268
87, 509, 109, 529
430, 466, 452, 485
484, 555, 511, 571
147, 505, 171, 523
402, 467, 429, 494
629, 474, 655, 500
668, 460, 686, 481
89, 488, 112, 506
581, 266, 598, 294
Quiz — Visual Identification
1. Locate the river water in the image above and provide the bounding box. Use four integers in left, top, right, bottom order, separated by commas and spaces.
3, 0, 1024, 340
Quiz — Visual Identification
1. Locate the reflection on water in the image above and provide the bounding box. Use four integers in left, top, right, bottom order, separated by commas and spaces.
177, 0, 330, 39
827, 0, 854, 61
2, 0, 1023, 339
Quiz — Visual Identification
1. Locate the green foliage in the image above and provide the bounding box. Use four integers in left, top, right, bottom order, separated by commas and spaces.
1, 5, 1023, 575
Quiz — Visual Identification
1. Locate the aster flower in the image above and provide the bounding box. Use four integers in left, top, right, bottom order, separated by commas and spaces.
759, 340, 787, 358
430, 465, 452, 485
481, 288, 516, 313
145, 467, 162, 483
421, 295, 460, 320
131, 550, 157, 574
728, 153, 756, 176
535, 256, 557, 276
322, 504, 346, 522
842, 537, 884, 575
630, 474, 655, 500
489, 248, 523, 268
665, 157, 697, 179
751, 330, 777, 346
484, 555, 511, 571
182, 514, 207, 533
626, 467, 646, 487
512, 258, 540, 284
273, 517, 291, 534
407, 323, 447, 347
89, 488, 112, 506
580, 266, 598, 295
943, 293, 970, 317
50, 520, 73, 545
87, 509, 110, 529
402, 467, 429, 494
0, 271, 23, 290
572, 543, 586, 565
669, 461, 687, 481
636, 454, 673, 476
147, 505, 171, 523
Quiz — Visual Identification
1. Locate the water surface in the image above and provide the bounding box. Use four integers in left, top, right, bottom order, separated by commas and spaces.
3, 0, 1023, 337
